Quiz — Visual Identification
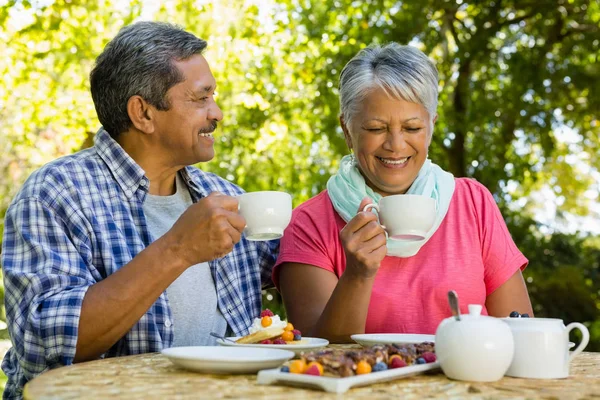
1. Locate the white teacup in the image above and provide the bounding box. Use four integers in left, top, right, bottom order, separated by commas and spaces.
503, 317, 589, 379
237, 191, 292, 241
363, 194, 436, 241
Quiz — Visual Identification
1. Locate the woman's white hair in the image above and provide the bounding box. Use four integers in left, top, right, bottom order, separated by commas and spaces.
339, 43, 439, 124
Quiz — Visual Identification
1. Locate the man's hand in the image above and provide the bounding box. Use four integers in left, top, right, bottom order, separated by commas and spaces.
163, 192, 246, 267
339, 197, 387, 279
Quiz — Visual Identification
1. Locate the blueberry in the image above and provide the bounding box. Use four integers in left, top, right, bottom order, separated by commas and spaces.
294, 334, 302, 341
509, 311, 520, 318
280, 366, 290, 373
416, 357, 426, 364
521, 313, 530, 318
373, 362, 387, 372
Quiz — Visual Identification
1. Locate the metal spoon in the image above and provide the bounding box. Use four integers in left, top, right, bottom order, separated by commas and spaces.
448, 290, 461, 321
210, 332, 237, 344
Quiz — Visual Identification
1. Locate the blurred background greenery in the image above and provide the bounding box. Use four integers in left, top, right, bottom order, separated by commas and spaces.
0, 0, 599, 389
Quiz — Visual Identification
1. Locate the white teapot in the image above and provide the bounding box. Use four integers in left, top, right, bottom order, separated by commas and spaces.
435, 303, 514, 382
503, 317, 589, 379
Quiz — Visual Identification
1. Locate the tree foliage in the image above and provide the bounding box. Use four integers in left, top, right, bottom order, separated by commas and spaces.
0, 0, 599, 356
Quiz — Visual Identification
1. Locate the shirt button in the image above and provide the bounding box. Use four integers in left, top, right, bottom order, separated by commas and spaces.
165, 319, 172, 327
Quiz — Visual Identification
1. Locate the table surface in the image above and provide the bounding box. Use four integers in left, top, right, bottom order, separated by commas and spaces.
24, 345, 600, 399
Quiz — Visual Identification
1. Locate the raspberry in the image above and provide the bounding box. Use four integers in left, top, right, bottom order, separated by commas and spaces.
272, 338, 287, 345
304, 364, 321, 376
421, 352, 436, 363
261, 309, 275, 317
293, 334, 302, 341
372, 362, 387, 372
292, 329, 301, 336
416, 357, 426, 364
390, 357, 407, 369
259, 339, 272, 344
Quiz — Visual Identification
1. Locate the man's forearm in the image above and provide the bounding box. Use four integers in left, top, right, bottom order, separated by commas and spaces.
74, 237, 187, 362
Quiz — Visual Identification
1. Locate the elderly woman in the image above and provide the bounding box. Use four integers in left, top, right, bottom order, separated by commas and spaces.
274, 43, 533, 343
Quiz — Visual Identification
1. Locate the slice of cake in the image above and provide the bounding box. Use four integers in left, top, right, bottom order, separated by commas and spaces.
236, 309, 303, 344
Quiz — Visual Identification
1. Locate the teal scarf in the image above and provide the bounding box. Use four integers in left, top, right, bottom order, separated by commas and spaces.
327, 155, 455, 257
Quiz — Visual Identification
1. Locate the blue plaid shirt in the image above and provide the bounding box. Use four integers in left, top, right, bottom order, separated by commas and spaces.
1, 128, 278, 399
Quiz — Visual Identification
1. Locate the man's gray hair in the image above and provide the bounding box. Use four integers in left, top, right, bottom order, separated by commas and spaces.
90, 21, 207, 138
339, 43, 439, 124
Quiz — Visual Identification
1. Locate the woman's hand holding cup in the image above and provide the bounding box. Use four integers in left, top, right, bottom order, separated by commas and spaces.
340, 197, 388, 279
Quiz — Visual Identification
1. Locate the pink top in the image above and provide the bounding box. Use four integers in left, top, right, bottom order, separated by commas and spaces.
273, 178, 528, 334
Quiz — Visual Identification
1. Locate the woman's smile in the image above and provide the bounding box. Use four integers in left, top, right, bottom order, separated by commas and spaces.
376, 155, 411, 168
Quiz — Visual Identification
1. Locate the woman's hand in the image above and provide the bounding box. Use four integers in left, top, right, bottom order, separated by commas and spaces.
339, 197, 388, 279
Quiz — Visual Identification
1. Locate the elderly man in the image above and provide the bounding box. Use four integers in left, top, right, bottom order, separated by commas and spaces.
1, 21, 277, 399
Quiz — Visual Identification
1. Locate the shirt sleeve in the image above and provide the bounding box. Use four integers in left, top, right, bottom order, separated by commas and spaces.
273, 202, 338, 289
471, 181, 529, 295
1, 197, 94, 381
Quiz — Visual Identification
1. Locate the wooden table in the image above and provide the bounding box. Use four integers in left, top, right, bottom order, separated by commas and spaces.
24, 345, 600, 399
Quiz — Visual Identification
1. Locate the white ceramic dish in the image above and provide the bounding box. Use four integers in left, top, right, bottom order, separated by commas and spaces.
351, 333, 435, 347
257, 361, 440, 393
216, 337, 329, 356
161, 346, 294, 374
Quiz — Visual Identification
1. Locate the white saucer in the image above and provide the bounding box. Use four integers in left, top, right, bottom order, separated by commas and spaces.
216, 337, 329, 356
161, 346, 294, 374
351, 333, 435, 347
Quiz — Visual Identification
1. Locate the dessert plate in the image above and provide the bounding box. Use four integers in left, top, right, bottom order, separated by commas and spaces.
161, 346, 294, 374
351, 333, 435, 347
216, 337, 329, 356
257, 361, 440, 393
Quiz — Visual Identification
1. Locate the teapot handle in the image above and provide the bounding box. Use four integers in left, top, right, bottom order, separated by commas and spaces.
567, 322, 589, 364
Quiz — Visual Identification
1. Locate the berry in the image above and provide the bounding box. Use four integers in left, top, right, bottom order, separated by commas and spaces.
260, 309, 275, 317
261, 316, 272, 327
284, 322, 294, 331
421, 352, 437, 363
305, 364, 321, 376
509, 311, 520, 318
293, 334, 302, 341
416, 357, 426, 364
389, 356, 407, 369
521, 313, 530, 318
281, 331, 294, 342
356, 360, 372, 375
291, 329, 301, 336
259, 339, 272, 344
306, 362, 324, 376
272, 338, 287, 345
289, 359, 307, 374
373, 362, 387, 372
280, 366, 290, 373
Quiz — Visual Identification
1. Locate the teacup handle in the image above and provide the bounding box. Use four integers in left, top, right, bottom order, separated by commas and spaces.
567, 322, 589, 364
235, 196, 248, 229
362, 203, 388, 239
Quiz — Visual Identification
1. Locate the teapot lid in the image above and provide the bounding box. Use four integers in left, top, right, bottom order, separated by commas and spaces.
468, 304, 483, 316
